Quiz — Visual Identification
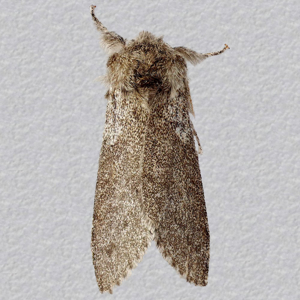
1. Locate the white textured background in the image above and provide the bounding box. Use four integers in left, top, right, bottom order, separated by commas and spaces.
1, 0, 299, 299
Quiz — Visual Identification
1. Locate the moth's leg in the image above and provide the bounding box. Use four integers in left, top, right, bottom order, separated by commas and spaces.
204, 44, 230, 57
191, 121, 203, 155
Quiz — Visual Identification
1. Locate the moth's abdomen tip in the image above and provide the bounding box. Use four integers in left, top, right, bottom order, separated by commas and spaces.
90, 5, 96, 11
225, 44, 230, 50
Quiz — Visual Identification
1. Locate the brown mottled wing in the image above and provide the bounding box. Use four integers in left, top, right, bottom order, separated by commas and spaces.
142, 90, 210, 286
92, 89, 155, 293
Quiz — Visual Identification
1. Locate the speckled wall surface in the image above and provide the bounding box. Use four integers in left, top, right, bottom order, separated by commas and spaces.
1, 1, 299, 299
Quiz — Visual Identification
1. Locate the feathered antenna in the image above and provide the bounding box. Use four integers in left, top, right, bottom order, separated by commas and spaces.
90, 5, 126, 54
174, 44, 230, 65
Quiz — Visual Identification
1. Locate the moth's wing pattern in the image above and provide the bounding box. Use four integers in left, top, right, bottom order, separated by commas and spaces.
92, 89, 155, 293
143, 85, 210, 286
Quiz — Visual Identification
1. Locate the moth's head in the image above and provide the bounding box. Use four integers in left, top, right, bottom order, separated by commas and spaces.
91, 5, 212, 114
104, 31, 196, 97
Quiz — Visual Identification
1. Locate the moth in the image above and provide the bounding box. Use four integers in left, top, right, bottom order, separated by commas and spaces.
90, 5, 229, 294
